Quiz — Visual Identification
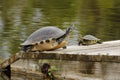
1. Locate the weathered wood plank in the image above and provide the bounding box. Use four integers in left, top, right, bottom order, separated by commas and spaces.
19, 40, 120, 62
0, 40, 120, 70
0, 53, 20, 69
19, 52, 120, 62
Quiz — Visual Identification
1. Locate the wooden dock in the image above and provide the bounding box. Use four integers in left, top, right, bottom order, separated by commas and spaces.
19, 40, 120, 62
0, 40, 120, 79
0, 40, 120, 69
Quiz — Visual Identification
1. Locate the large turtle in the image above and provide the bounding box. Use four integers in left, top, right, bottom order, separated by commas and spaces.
78, 35, 102, 45
20, 26, 72, 52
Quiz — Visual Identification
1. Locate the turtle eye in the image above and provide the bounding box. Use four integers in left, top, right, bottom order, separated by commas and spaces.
40, 41, 44, 44
45, 40, 50, 43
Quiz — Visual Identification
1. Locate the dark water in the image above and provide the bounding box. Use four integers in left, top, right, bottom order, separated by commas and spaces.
0, 0, 120, 80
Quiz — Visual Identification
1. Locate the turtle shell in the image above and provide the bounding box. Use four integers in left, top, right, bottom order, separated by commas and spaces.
21, 26, 65, 46
82, 35, 100, 41
20, 26, 70, 52
78, 35, 101, 45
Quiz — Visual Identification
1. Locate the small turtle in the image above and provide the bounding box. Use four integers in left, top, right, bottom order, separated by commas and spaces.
20, 26, 72, 52
78, 35, 102, 45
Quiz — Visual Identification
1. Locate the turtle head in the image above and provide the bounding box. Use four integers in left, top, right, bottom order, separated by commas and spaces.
78, 40, 83, 45
20, 45, 33, 52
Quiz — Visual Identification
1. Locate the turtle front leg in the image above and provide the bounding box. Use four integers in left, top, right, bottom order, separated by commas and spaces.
62, 46, 67, 49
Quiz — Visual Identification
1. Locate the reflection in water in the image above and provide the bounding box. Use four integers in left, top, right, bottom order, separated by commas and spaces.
0, 0, 120, 79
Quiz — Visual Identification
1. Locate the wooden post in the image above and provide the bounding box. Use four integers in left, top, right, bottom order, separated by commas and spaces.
0, 53, 20, 79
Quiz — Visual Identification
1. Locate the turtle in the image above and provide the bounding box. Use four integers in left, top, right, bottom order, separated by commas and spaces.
20, 26, 72, 52
78, 35, 102, 45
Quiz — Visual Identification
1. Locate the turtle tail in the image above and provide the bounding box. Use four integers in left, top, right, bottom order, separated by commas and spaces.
56, 25, 73, 44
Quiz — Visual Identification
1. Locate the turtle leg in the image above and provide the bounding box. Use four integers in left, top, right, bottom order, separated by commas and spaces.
62, 46, 67, 49
56, 26, 72, 44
